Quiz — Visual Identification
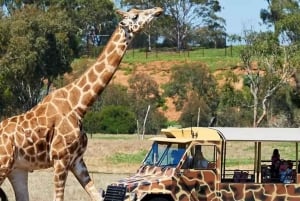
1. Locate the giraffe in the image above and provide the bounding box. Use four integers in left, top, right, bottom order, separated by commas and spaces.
0, 7, 163, 201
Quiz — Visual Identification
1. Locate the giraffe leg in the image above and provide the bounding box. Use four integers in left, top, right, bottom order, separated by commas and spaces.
53, 160, 69, 201
70, 158, 102, 201
8, 168, 29, 201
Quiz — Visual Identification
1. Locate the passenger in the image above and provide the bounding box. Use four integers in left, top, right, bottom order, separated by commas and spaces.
193, 146, 208, 169
280, 160, 293, 183
271, 149, 281, 179
182, 151, 193, 169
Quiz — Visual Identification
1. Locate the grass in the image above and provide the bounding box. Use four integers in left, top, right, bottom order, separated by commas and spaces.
122, 47, 242, 71
88, 133, 154, 140
108, 149, 148, 164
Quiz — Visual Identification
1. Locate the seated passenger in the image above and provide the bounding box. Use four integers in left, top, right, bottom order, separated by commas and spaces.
193, 146, 208, 169
271, 148, 281, 179
280, 160, 293, 183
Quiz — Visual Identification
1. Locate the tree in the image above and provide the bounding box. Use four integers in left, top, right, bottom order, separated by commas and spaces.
216, 71, 253, 127
83, 105, 136, 134
70, 0, 116, 48
121, 0, 224, 50
1, 0, 117, 48
179, 91, 212, 127
93, 83, 131, 111
240, 30, 299, 127
164, 63, 218, 126
128, 72, 166, 134
0, 6, 78, 113
260, 0, 300, 43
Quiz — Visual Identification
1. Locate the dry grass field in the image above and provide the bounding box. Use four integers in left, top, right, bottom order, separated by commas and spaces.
1, 134, 296, 201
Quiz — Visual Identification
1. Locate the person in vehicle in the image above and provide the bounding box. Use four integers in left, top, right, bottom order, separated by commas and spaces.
279, 160, 293, 183
193, 146, 208, 169
271, 148, 281, 179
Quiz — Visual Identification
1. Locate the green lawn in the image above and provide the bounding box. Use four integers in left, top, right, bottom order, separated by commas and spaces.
122, 47, 243, 71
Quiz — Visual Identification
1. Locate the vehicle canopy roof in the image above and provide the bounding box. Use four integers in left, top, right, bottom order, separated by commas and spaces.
156, 127, 300, 143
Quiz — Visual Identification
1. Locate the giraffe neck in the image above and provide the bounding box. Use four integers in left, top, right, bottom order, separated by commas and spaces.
70, 26, 131, 117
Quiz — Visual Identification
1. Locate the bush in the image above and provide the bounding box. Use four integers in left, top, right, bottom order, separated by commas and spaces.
83, 105, 136, 134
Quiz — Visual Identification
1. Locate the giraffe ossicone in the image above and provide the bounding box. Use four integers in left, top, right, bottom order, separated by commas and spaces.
0, 7, 163, 201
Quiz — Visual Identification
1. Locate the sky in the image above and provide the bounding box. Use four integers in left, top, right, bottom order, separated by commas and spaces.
219, 0, 271, 35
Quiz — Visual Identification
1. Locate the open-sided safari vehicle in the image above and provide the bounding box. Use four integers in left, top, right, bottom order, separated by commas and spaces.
103, 127, 300, 201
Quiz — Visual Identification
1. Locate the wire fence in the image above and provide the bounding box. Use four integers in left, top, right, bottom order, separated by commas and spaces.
85, 46, 243, 61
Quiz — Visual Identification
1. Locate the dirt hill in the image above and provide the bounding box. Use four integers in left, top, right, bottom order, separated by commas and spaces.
110, 61, 247, 121
112, 61, 185, 120
66, 59, 247, 121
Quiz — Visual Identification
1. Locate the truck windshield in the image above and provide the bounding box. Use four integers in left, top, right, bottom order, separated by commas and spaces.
143, 141, 186, 167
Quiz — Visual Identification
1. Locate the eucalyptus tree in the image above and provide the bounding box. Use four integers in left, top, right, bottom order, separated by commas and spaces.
260, 0, 300, 43
241, 30, 299, 127
121, 0, 224, 50
64, 0, 117, 47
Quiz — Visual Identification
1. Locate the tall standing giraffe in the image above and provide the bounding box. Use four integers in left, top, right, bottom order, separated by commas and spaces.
0, 7, 163, 201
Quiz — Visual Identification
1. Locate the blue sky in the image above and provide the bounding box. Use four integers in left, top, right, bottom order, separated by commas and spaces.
219, 0, 271, 35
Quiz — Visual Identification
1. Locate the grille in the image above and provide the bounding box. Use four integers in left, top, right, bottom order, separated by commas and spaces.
104, 185, 127, 201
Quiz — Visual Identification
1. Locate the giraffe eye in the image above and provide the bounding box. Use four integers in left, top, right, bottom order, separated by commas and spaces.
133, 14, 138, 20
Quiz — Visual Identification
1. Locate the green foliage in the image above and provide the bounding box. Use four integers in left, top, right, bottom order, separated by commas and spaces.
83, 105, 136, 134
164, 62, 218, 109
216, 70, 254, 127
128, 73, 167, 134
89, 83, 131, 116
0, 6, 78, 113
99, 106, 136, 134
240, 29, 300, 127
121, 0, 224, 50
179, 92, 212, 127
217, 71, 241, 108
83, 111, 102, 134
163, 62, 218, 126
128, 73, 161, 106
70, 0, 116, 47
217, 107, 252, 127
260, 0, 300, 43
144, 110, 168, 134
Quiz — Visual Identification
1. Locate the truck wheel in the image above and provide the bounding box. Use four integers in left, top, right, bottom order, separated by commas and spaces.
149, 197, 169, 201
0, 188, 7, 201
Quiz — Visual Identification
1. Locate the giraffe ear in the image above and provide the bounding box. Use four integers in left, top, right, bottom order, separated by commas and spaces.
116, 10, 127, 17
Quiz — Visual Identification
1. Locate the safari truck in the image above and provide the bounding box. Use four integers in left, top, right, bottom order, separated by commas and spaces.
103, 127, 300, 201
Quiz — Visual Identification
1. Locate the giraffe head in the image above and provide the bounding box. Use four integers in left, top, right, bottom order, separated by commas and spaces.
116, 7, 163, 34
